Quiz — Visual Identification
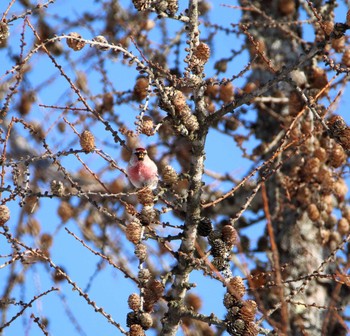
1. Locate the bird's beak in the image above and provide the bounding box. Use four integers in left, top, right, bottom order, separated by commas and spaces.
135, 151, 145, 160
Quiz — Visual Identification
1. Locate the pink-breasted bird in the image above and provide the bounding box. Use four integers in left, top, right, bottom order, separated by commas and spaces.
127, 147, 158, 189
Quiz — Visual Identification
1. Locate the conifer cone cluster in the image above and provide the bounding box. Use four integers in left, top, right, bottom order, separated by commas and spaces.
161, 164, 178, 186
126, 275, 163, 335
207, 224, 238, 271
137, 187, 155, 206
170, 90, 199, 132
132, 0, 151, 12
224, 277, 258, 336
327, 115, 350, 150
282, 77, 350, 250
143, 278, 164, 312
132, 0, 178, 15
167, 0, 178, 15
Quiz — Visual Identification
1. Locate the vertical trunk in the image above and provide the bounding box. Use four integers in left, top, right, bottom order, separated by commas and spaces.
240, 0, 347, 334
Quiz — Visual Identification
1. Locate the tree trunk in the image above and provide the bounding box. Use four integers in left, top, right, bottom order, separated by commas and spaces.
240, 0, 348, 334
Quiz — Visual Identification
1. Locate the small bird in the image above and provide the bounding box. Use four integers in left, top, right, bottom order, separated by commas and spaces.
127, 147, 158, 189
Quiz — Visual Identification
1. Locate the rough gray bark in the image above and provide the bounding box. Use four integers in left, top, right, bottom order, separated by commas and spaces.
160, 3, 210, 334
240, 0, 349, 335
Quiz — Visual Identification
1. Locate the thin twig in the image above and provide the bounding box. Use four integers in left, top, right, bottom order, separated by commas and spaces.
261, 183, 288, 335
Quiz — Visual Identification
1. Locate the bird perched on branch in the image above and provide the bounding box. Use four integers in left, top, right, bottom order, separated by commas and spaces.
127, 147, 158, 189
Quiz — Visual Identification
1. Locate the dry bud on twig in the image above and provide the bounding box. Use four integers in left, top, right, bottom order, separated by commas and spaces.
80, 130, 95, 152
128, 293, 141, 311
57, 202, 74, 223
0, 205, 10, 226
227, 276, 246, 299
66, 32, 85, 51
140, 116, 155, 136
134, 77, 149, 101
126, 220, 142, 244
50, 180, 64, 196
193, 42, 211, 64
92, 35, 110, 51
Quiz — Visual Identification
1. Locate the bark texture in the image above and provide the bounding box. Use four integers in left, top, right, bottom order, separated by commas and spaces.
240, 0, 349, 335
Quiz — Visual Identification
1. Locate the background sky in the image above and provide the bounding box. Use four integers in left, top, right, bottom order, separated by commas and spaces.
1, 1, 350, 335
